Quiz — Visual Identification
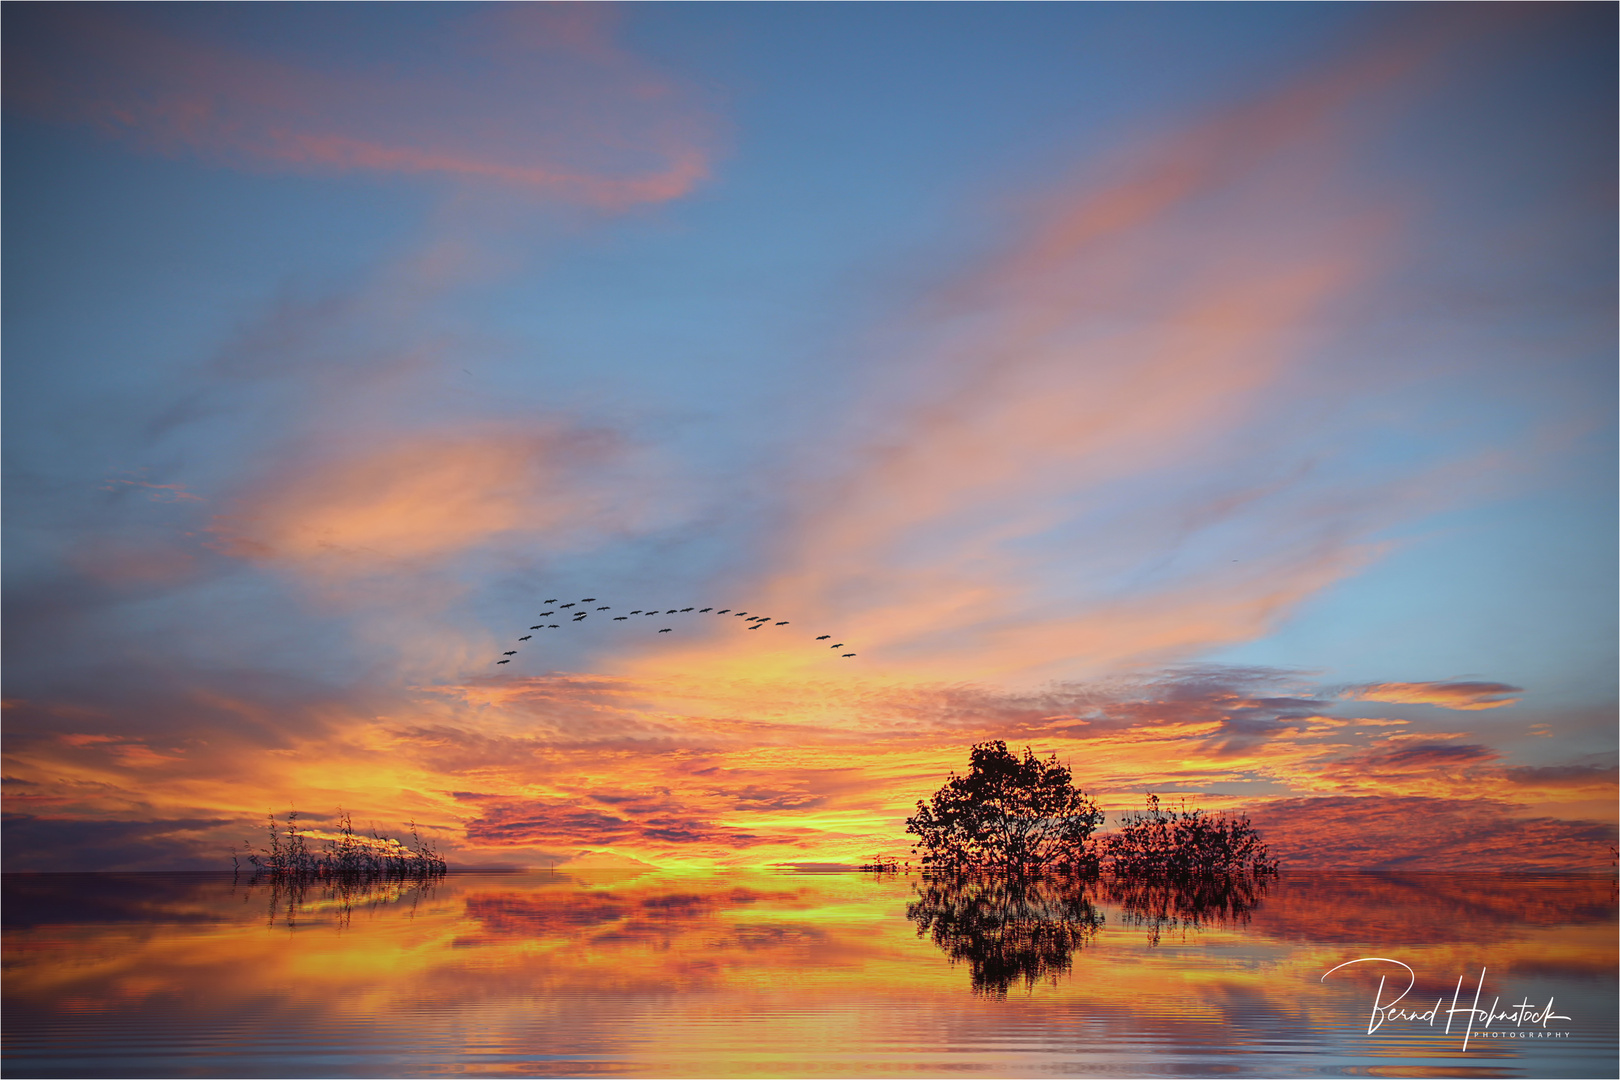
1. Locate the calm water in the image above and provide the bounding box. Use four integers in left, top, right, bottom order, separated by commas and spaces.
3, 870, 1615, 1078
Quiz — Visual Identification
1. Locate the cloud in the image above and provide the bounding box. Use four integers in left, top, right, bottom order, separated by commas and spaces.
1341, 680, 1524, 710
4, 660, 1609, 872
581, 14, 1526, 692
207, 424, 649, 568
3, 5, 716, 207
101, 477, 206, 503
1501, 762, 1617, 788
464, 800, 770, 851
1, 814, 233, 872
1244, 795, 1616, 872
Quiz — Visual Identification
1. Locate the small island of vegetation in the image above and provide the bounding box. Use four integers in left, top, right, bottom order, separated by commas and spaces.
902, 741, 1278, 992
905, 741, 1276, 879
238, 809, 447, 882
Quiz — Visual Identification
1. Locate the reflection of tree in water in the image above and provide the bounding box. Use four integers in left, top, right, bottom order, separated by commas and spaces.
238, 874, 440, 931
909, 872, 1276, 990
906, 874, 1103, 995
1101, 872, 1270, 945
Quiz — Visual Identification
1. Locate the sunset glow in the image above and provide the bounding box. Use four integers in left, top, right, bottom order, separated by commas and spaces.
4, 4, 1614, 875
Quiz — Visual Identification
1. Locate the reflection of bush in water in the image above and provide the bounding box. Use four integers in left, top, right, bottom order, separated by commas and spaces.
906, 874, 1103, 995
240, 809, 447, 882
242, 874, 441, 931
1101, 872, 1270, 945
908, 872, 1276, 990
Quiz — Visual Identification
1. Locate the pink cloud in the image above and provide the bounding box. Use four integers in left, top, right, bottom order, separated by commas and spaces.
1343, 680, 1524, 711
4, 5, 716, 208
206, 423, 654, 568
589, 19, 1522, 690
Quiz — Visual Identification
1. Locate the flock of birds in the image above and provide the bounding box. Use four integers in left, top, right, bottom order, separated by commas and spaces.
495, 597, 858, 666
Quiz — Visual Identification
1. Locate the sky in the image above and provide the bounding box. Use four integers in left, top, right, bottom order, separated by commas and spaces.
3, 2, 1615, 872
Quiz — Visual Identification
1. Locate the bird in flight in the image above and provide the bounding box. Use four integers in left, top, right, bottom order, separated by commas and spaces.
539, 611, 553, 617
497, 659, 510, 664
502, 650, 517, 656
500, 593, 862, 665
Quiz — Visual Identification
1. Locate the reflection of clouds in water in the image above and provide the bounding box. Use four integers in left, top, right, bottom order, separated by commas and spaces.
238, 874, 443, 931
1100, 872, 1271, 946
1245, 871, 1618, 947
3, 870, 1613, 1077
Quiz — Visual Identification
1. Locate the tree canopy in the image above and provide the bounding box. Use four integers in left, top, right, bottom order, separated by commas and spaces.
905, 741, 1103, 875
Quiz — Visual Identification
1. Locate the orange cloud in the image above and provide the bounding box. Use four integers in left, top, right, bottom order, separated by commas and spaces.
3, 5, 715, 208
571, 17, 1521, 692
8, 666, 1605, 873
207, 424, 657, 568
1342, 681, 1524, 710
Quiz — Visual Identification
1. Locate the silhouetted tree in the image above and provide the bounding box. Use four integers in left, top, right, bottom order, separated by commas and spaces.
906, 873, 1103, 995
906, 741, 1104, 875
1097, 794, 1277, 877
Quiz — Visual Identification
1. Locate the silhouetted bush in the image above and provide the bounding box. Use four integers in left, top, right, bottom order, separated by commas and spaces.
906, 741, 1103, 875
1097, 793, 1278, 878
908, 747, 1277, 881
237, 809, 446, 882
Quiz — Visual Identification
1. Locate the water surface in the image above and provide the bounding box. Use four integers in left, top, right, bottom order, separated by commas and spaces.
4, 870, 1614, 1077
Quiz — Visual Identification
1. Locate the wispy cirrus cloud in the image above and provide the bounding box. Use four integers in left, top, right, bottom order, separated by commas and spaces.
3, 4, 717, 207
1341, 680, 1524, 711
206, 424, 654, 569
592, 15, 1523, 691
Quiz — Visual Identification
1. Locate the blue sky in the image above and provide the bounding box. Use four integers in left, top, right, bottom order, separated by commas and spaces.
4, 2, 1614, 870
